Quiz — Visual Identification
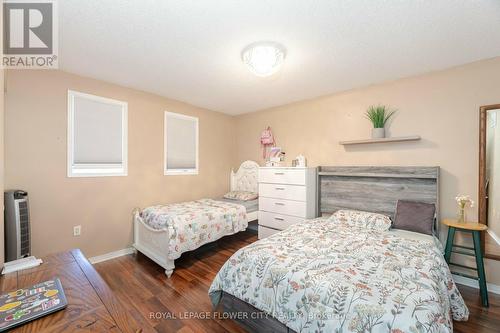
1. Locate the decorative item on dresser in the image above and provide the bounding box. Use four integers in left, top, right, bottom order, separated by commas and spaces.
258, 167, 317, 238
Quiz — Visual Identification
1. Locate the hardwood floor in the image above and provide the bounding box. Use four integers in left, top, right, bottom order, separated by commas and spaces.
94, 231, 500, 333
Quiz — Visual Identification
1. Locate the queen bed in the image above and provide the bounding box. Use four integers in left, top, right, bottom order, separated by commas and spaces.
209, 166, 469, 333
133, 160, 259, 277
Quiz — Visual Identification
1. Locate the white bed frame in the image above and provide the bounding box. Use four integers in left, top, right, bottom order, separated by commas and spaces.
230, 160, 259, 221
133, 160, 260, 277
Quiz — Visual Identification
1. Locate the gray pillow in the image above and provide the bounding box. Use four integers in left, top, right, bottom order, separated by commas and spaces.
393, 200, 436, 235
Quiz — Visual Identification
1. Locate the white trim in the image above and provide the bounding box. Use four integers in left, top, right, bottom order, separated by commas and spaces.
452, 274, 500, 295
164, 111, 199, 176
67, 90, 128, 178
164, 169, 198, 176
487, 229, 500, 246
88, 247, 135, 264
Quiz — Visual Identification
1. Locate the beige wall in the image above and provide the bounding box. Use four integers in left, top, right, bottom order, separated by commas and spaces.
5, 70, 236, 258
235, 56, 500, 284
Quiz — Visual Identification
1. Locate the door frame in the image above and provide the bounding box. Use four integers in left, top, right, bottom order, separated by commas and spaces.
479, 104, 500, 260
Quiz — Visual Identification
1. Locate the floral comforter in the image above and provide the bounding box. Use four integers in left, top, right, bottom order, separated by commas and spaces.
209, 218, 468, 333
141, 199, 247, 260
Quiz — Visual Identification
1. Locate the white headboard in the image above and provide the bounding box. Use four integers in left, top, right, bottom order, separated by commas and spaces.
230, 160, 259, 193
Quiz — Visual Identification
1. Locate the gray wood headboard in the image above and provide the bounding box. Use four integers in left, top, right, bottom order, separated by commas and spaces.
317, 166, 440, 233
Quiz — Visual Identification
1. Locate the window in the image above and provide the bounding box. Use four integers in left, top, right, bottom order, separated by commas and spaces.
164, 112, 199, 175
67, 90, 128, 177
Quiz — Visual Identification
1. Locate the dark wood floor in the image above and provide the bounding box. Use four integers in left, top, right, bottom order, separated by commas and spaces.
94, 231, 500, 333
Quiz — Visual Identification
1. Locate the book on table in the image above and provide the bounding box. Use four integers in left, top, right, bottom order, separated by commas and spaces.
0, 278, 67, 331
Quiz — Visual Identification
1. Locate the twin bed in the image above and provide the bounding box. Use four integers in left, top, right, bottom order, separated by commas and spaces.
133, 160, 259, 277
209, 166, 469, 333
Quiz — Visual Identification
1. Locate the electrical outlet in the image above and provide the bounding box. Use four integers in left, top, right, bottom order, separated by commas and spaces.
73, 225, 81, 236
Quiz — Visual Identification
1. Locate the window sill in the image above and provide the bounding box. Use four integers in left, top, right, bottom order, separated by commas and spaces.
164, 169, 198, 176
68, 167, 127, 178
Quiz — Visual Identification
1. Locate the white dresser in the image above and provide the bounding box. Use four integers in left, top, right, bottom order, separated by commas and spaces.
258, 167, 317, 239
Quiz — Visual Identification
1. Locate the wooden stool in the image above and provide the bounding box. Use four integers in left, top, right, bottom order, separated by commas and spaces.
442, 219, 489, 307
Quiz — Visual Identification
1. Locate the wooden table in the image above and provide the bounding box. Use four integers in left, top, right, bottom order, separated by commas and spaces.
442, 219, 489, 307
0, 249, 145, 332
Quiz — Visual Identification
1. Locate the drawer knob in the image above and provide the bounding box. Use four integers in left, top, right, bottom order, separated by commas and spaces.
274, 172, 285, 175
274, 217, 284, 221
275, 187, 285, 190
274, 202, 285, 206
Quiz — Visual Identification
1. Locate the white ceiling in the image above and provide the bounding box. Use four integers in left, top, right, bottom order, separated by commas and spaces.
59, 1, 500, 115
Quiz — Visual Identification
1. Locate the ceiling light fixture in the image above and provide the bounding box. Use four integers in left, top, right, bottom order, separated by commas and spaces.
242, 41, 286, 77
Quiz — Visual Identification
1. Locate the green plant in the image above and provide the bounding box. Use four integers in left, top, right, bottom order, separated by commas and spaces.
365, 105, 396, 128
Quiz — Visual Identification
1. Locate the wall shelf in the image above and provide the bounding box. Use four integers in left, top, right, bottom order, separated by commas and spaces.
339, 135, 421, 146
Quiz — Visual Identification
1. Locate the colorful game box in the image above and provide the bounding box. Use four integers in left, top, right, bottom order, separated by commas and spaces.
0, 278, 67, 331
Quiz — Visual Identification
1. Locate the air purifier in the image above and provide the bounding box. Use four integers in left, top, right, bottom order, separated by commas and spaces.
4, 190, 31, 261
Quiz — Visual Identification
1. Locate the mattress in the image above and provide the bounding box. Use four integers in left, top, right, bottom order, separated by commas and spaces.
140, 199, 248, 260
217, 198, 259, 213
209, 217, 468, 333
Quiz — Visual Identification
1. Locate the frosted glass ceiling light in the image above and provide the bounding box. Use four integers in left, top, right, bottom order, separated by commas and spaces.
242, 42, 286, 77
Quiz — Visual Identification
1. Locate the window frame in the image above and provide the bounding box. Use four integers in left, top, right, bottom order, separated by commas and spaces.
67, 90, 128, 178
164, 111, 199, 176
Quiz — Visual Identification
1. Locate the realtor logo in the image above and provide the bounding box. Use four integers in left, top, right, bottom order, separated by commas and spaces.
3, 0, 58, 69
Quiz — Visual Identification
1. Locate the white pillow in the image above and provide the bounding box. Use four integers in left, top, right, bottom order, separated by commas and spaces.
223, 191, 258, 201
329, 209, 392, 232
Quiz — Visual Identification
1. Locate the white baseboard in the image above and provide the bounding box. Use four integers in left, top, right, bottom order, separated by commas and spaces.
452, 274, 500, 295
487, 229, 500, 246
88, 247, 136, 264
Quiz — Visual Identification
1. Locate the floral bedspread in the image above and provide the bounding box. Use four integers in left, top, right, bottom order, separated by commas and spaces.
209, 217, 468, 333
141, 199, 247, 260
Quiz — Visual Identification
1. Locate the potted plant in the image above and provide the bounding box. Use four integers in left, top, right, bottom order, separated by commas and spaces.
365, 105, 396, 139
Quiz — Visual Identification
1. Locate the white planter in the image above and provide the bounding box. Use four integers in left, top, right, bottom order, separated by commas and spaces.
372, 128, 385, 139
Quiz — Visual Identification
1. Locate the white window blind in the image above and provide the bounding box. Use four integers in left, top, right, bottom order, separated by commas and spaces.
68, 90, 128, 177
164, 112, 198, 175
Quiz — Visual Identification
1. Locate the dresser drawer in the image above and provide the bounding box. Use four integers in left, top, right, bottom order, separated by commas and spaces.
259, 211, 304, 230
259, 183, 306, 201
259, 168, 306, 185
258, 225, 280, 239
259, 197, 307, 217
